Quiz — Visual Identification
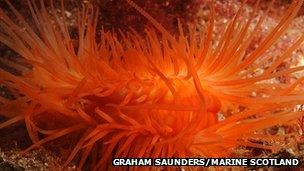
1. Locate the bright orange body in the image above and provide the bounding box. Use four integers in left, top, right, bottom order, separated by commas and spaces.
0, 0, 304, 170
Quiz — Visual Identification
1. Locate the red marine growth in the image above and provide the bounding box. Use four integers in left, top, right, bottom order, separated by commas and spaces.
0, 0, 304, 170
